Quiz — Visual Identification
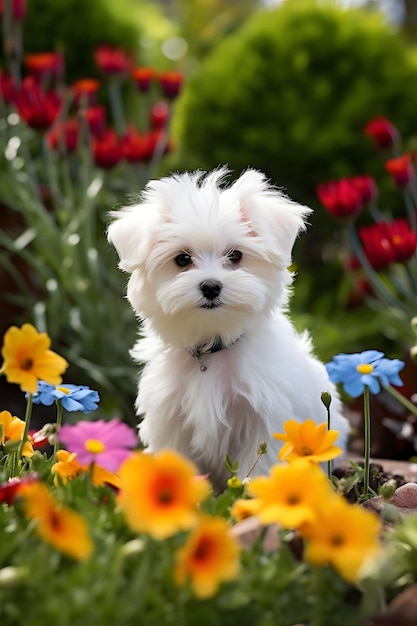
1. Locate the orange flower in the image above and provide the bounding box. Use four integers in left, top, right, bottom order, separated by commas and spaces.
274, 419, 342, 464
20, 482, 93, 561
247, 459, 334, 529
174, 515, 240, 598
302, 495, 381, 583
0, 324, 68, 393
117, 450, 211, 540
52, 449, 121, 489
0, 410, 34, 458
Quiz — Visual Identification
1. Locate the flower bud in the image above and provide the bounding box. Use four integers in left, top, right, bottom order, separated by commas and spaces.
379, 479, 397, 501
227, 476, 243, 490
321, 391, 332, 409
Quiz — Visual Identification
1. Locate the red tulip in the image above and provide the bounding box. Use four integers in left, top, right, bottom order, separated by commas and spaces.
359, 222, 395, 270
84, 105, 106, 137
25, 52, 64, 81
131, 66, 155, 92
317, 179, 363, 219
47, 119, 79, 153
94, 45, 131, 77
385, 154, 414, 187
72, 78, 100, 106
158, 70, 183, 99
364, 117, 398, 150
389, 218, 417, 263
13, 77, 62, 130
150, 101, 170, 129
93, 129, 122, 169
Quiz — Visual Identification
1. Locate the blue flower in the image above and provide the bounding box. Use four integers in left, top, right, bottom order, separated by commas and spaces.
325, 350, 405, 398
32, 381, 100, 414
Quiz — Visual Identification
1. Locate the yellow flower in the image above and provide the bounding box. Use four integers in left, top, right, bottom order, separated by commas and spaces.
0, 410, 34, 458
174, 515, 240, 598
0, 324, 69, 394
302, 495, 381, 583
19, 482, 93, 561
230, 498, 262, 521
117, 450, 211, 540
51, 449, 121, 489
274, 419, 342, 464
247, 459, 334, 529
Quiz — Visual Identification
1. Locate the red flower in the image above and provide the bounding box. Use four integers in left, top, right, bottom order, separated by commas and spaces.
84, 105, 106, 137
0, 474, 38, 506
47, 119, 79, 153
350, 175, 378, 204
158, 71, 183, 99
317, 179, 363, 219
359, 222, 395, 270
0, 0, 26, 20
72, 78, 100, 106
385, 154, 414, 187
14, 77, 62, 130
389, 218, 417, 263
29, 429, 49, 450
25, 52, 64, 81
94, 45, 132, 77
131, 66, 155, 92
150, 101, 170, 129
93, 129, 122, 169
364, 117, 398, 150
120, 126, 152, 163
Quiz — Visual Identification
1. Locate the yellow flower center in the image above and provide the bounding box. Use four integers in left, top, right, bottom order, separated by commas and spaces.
56, 386, 70, 394
85, 439, 105, 454
356, 363, 374, 375
300, 446, 313, 456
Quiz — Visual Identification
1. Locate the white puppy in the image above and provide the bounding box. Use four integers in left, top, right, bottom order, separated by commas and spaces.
108, 168, 349, 491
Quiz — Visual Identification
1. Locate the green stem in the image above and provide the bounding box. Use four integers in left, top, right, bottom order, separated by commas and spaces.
54, 399, 64, 456
311, 565, 328, 626
326, 404, 332, 482
384, 384, 417, 418
17, 393, 33, 463
363, 386, 371, 496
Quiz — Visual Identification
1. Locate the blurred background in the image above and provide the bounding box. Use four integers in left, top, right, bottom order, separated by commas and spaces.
1, 0, 417, 457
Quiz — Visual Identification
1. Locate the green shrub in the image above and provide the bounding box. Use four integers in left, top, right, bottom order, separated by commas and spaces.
174, 0, 417, 222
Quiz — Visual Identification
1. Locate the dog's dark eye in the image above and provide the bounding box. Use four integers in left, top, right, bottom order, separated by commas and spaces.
175, 253, 192, 268
227, 250, 242, 264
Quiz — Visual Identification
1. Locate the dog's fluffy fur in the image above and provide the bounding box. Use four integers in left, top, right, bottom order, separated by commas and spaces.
108, 167, 349, 491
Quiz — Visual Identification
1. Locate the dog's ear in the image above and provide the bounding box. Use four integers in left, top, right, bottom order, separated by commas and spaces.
231, 169, 312, 265
107, 205, 149, 273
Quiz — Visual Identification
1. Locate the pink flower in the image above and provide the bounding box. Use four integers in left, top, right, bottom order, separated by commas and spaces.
59, 418, 137, 473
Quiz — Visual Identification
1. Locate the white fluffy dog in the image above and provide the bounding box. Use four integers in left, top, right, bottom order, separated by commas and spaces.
108, 167, 349, 491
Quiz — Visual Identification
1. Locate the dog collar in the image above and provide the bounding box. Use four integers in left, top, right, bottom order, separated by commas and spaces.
188, 336, 241, 372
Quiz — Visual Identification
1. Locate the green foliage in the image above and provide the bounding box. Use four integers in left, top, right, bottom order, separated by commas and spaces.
174, 0, 417, 210
22, 0, 141, 81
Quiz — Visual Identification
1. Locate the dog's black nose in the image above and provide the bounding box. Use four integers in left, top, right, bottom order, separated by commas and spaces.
200, 280, 222, 300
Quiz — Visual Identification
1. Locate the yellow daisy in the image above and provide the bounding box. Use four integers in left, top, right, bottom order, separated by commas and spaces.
274, 419, 342, 464
302, 495, 381, 583
52, 449, 121, 489
0, 324, 69, 394
0, 410, 34, 458
174, 515, 240, 598
20, 481, 93, 561
117, 449, 211, 540
247, 459, 335, 529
